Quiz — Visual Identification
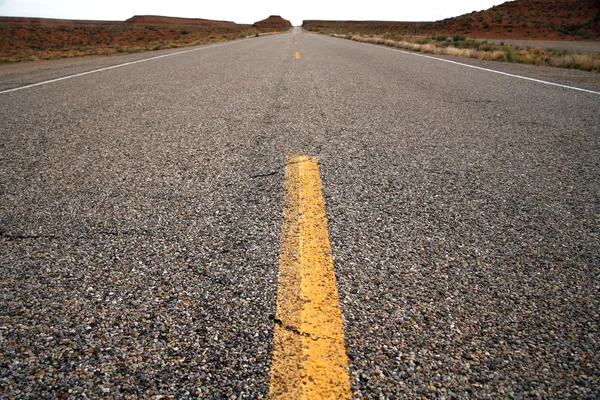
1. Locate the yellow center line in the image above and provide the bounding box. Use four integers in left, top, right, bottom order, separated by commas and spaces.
269, 155, 352, 399
295, 51, 301, 59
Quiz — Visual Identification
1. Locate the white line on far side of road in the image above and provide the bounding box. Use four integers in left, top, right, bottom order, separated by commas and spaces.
0, 40, 241, 95
361, 41, 600, 95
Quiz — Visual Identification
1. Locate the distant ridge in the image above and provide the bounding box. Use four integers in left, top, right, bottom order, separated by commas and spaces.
125, 15, 244, 27
0, 16, 121, 27
303, 0, 600, 40
0, 14, 292, 63
0, 14, 288, 29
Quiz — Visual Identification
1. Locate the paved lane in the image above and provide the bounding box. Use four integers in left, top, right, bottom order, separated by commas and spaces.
301, 34, 599, 399
1, 34, 292, 399
1, 28, 599, 398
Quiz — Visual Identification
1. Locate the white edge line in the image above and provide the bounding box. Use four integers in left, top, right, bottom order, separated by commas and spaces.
0, 40, 241, 95
338, 36, 600, 96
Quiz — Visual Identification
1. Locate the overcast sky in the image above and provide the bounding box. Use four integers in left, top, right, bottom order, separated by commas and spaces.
0, 0, 507, 26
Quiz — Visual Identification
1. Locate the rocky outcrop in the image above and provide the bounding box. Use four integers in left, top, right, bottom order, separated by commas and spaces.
253, 15, 292, 30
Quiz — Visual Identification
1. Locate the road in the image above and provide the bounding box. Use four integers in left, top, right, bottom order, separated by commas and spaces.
1, 27, 599, 399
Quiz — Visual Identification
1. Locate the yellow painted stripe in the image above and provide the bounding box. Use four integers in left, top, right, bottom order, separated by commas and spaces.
294, 51, 300, 59
269, 155, 351, 399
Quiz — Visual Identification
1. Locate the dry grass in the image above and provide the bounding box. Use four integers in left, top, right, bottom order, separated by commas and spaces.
547, 53, 600, 70
343, 34, 600, 72
0, 25, 271, 63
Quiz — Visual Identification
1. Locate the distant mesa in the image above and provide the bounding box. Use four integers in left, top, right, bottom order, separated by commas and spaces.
0, 16, 122, 27
0, 15, 251, 29
253, 15, 292, 30
125, 15, 243, 28
0, 14, 293, 31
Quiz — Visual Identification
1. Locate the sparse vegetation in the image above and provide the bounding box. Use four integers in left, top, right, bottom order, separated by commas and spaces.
335, 34, 600, 72
0, 19, 279, 63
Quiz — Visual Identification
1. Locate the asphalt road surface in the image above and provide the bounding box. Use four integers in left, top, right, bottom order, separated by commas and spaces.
1, 27, 599, 399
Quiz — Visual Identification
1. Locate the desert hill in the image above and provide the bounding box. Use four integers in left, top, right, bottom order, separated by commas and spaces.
0, 14, 289, 63
430, 0, 599, 39
303, 0, 600, 40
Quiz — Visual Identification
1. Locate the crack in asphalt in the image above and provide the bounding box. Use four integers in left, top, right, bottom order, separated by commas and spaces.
273, 317, 334, 342
0, 229, 152, 241
249, 171, 280, 179
0, 233, 58, 241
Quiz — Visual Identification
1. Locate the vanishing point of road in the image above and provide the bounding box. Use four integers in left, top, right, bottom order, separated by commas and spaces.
1, 27, 599, 399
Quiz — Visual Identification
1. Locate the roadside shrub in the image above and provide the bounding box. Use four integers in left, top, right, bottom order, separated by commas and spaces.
505, 47, 515, 62
549, 53, 600, 71
453, 35, 465, 41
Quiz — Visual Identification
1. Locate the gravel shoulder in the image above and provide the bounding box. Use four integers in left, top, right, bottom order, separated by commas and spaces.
316, 33, 600, 92
417, 53, 600, 92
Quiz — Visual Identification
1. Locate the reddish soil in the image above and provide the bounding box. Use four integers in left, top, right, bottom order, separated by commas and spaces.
303, 0, 600, 40
252, 15, 292, 30
0, 15, 286, 63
